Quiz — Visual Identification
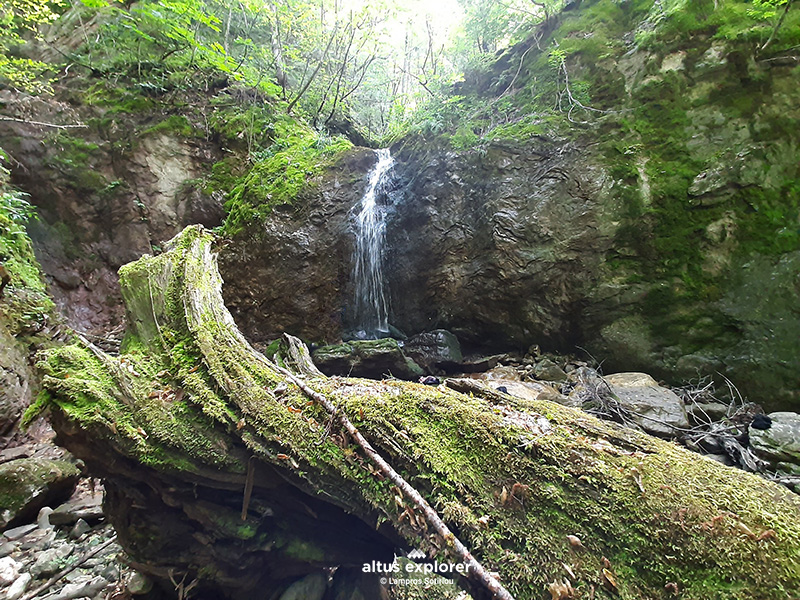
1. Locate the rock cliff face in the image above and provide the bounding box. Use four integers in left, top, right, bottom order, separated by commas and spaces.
2, 1, 798, 412
385, 141, 614, 350
0, 88, 225, 339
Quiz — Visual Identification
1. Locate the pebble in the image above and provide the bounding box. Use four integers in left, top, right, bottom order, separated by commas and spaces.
69, 519, 91, 539
0, 541, 17, 557
0, 556, 22, 585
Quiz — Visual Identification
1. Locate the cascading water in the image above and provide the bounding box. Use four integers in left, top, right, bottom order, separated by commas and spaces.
351, 148, 394, 339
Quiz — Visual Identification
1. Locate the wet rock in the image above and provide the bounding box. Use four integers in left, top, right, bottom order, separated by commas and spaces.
312, 339, 423, 379
0, 556, 21, 585
750, 412, 800, 466
604, 373, 690, 438
403, 330, 463, 372
279, 572, 327, 600
0, 458, 80, 528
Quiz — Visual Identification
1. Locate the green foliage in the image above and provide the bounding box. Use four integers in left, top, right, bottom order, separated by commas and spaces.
0, 0, 65, 91
222, 119, 352, 235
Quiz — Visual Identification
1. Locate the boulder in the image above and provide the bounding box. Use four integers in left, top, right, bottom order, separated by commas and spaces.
750, 412, 800, 466
531, 358, 568, 382
0, 458, 80, 529
485, 380, 568, 405
604, 373, 690, 438
402, 330, 463, 372
312, 339, 423, 379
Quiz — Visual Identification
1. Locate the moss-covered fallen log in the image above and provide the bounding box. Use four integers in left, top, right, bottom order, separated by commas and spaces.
33, 226, 800, 600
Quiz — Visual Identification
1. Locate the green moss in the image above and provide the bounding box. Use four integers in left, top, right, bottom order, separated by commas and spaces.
37, 226, 800, 599
222, 121, 352, 235
142, 115, 195, 138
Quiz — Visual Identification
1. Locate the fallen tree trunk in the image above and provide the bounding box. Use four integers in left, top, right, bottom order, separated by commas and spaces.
34, 226, 800, 600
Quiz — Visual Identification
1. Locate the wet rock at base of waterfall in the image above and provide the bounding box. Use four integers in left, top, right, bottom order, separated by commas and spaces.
485, 380, 568, 405
279, 572, 328, 600
312, 339, 424, 379
749, 412, 800, 466
0, 458, 81, 529
603, 373, 691, 438
403, 330, 463, 372
531, 358, 568, 382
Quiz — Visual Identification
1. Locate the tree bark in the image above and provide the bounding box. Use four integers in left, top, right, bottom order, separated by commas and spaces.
37, 226, 800, 600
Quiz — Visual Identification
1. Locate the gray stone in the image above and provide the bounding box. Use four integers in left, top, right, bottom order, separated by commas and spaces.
750, 412, 800, 466
0, 541, 16, 557
604, 373, 690, 438
686, 402, 730, 425
38, 506, 54, 529
50, 494, 104, 526
40, 575, 108, 600
126, 571, 153, 595
69, 518, 91, 539
95, 563, 119, 583
0, 556, 21, 585
532, 358, 568, 382
486, 380, 567, 405
312, 339, 423, 380
5, 572, 31, 600
31, 542, 74, 577
279, 572, 327, 600
403, 330, 463, 372
2, 523, 37, 541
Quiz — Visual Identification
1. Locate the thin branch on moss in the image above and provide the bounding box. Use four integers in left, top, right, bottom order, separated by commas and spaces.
267, 360, 517, 600
0, 116, 88, 129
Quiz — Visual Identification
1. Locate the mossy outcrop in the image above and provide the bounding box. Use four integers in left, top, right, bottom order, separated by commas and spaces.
36, 226, 800, 599
0, 458, 80, 528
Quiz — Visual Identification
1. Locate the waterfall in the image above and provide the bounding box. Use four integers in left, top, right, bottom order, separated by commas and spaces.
351, 148, 394, 339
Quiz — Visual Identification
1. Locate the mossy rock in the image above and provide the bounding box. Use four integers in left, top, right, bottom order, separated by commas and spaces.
312, 339, 424, 379
0, 458, 80, 528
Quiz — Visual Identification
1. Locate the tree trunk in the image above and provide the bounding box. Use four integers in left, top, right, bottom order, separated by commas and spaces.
37, 226, 800, 600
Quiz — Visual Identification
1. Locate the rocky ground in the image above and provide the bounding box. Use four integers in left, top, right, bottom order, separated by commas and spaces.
0, 478, 155, 600
312, 329, 800, 495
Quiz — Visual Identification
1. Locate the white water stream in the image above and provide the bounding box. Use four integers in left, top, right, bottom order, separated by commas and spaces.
351, 148, 394, 339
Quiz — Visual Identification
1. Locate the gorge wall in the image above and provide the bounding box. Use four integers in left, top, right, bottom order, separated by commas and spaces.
1, 0, 798, 414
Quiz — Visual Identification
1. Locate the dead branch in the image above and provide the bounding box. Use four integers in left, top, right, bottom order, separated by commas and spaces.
0, 116, 87, 129
18, 535, 118, 600
267, 361, 517, 600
